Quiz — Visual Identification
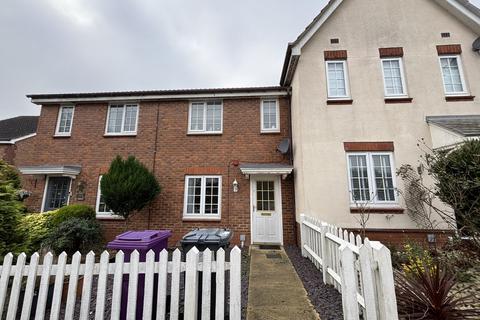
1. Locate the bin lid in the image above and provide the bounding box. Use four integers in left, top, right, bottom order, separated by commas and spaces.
180, 228, 232, 245
107, 230, 172, 250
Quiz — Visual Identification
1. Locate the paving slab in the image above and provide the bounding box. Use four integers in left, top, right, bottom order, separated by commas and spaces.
247, 246, 320, 320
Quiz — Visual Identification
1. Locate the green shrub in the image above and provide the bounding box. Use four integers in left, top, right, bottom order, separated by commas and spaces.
44, 218, 103, 255
47, 204, 95, 229
17, 211, 57, 255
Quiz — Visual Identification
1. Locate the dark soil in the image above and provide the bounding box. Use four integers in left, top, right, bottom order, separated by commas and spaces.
285, 246, 343, 320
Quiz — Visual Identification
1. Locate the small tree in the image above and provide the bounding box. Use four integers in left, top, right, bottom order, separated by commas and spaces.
101, 156, 160, 228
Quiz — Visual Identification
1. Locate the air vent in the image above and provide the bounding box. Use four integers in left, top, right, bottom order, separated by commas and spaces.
441, 32, 451, 38
330, 38, 339, 44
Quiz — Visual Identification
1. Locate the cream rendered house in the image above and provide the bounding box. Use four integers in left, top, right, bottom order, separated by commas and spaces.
281, 0, 480, 242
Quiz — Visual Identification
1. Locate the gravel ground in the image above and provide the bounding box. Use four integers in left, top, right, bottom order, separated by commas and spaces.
285, 246, 343, 320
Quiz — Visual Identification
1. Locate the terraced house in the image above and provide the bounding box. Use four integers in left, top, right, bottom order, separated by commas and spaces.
12, 0, 480, 246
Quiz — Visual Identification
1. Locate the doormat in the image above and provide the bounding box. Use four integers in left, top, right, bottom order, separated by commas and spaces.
259, 245, 281, 250
265, 253, 282, 259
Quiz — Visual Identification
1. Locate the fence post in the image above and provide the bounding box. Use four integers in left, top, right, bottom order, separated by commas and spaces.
185, 247, 200, 320
230, 246, 242, 320
300, 214, 307, 257
359, 239, 378, 320
340, 244, 360, 320
370, 242, 398, 320
320, 223, 329, 284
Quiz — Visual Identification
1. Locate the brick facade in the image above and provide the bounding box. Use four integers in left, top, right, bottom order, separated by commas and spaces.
0, 144, 15, 164
15, 96, 296, 246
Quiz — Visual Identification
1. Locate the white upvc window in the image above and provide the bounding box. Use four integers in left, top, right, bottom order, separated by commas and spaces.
188, 101, 223, 134
105, 104, 139, 135
346, 152, 397, 205
183, 175, 222, 219
55, 105, 75, 136
438, 55, 468, 96
96, 176, 120, 219
381, 58, 408, 97
261, 99, 280, 133
326, 60, 350, 99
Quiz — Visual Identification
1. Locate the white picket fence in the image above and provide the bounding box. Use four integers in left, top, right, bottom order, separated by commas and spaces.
300, 214, 398, 320
0, 246, 241, 320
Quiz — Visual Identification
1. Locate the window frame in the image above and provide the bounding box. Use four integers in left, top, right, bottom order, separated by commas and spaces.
260, 99, 280, 133
41, 176, 72, 212
95, 176, 121, 219
104, 104, 139, 136
380, 57, 408, 98
438, 55, 469, 96
55, 105, 75, 136
187, 101, 223, 134
346, 152, 398, 206
325, 60, 351, 99
183, 175, 222, 220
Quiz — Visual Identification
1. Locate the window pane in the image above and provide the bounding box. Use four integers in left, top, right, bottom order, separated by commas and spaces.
327, 62, 347, 97
206, 102, 222, 132
186, 177, 202, 214
262, 100, 278, 130
348, 155, 370, 201
372, 155, 395, 202
123, 105, 138, 132
382, 59, 404, 95
58, 107, 74, 133
256, 180, 275, 211
45, 177, 71, 211
440, 57, 464, 93
190, 103, 204, 131
107, 106, 124, 133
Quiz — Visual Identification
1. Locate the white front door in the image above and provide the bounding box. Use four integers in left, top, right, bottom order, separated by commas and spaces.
251, 176, 283, 244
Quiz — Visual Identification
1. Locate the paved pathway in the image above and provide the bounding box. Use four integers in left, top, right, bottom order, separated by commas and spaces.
247, 246, 320, 320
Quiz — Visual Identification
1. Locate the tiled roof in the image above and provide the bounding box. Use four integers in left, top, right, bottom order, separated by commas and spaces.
0, 116, 38, 142
426, 115, 480, 137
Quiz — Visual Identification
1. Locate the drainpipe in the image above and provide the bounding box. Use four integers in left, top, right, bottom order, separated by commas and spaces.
147, 104, 161, 229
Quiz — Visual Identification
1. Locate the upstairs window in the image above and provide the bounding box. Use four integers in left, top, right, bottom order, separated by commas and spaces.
261, 100, 280, 133
55, 106, 74, 136
347, 152, 397, 204
326, 61, 350, 99
183, 175, 222, 218
439, 55, 467, 96
381, 58, 407, 97
106, 104, 138, 135
188, 101, 223, 134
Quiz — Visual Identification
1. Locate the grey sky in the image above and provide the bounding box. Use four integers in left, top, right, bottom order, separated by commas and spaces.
1, 0, 479, 120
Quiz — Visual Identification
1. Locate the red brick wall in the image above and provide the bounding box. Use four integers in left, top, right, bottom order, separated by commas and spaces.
15, 97, 295, 246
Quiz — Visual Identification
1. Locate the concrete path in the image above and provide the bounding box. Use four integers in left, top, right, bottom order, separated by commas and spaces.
247, 246, 320, 320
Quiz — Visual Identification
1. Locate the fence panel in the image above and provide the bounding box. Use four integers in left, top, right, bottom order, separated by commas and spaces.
300, 214, 398, 320
0, 246, 241, 320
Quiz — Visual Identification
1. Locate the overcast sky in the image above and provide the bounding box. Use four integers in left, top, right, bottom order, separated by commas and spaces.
1, 0, 479, 120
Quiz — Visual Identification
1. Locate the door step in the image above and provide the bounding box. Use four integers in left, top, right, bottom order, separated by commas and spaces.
258, 244, 281, 250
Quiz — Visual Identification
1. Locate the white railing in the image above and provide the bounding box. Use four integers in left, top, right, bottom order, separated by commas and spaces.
0, 246, 241, 320
300, 214, 398, 320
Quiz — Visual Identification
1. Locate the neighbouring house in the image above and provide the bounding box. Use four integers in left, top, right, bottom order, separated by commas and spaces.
8, 0, 480, 247
17, 88, 296, 245
281, 0, 480, 244
0, 116, 38, 164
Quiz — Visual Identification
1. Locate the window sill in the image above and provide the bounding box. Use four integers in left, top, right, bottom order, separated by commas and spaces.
384, 97, 413, 104
350, 207, 404, 214
260, 130, 281, 134
96, 214, 124, 220
187, 132, 223, 136
326, 99, 353, 105
182, 216, 221, 222
103, 133, 137, 137
53, 134, 71, 138
445, 95, 475, 102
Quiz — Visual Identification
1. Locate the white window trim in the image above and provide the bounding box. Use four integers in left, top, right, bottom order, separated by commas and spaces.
183, 175, 222, 220
95, 176, 122, 219
41, 175, 72, 212
438, 55, 469, 96
346, 152, 398, 206
187, 101, 223, 134
104, 104, 139, 136
55, 105, 75, 137
260, 99, 280, 133
325, 60, 351, 100
381, 58, 408, 98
